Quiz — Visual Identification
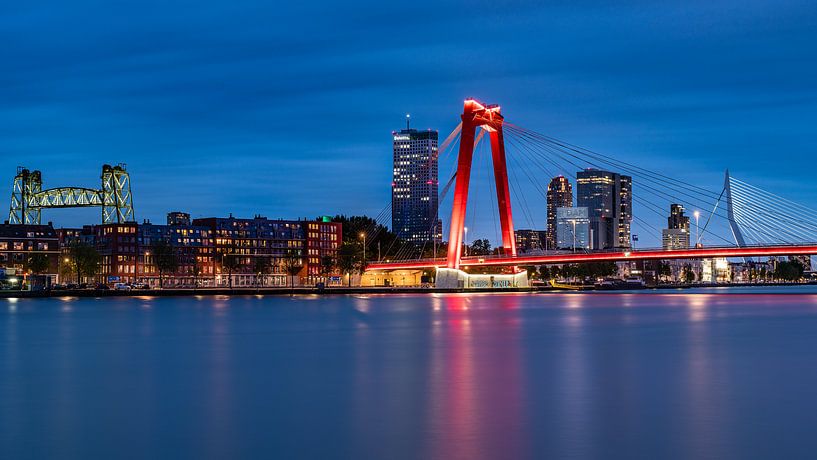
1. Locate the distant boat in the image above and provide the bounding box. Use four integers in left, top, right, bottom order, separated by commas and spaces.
549, 279, 589, 291
624, 276, 647, 289
596, 278, 625, 290
594, 277, 646, 290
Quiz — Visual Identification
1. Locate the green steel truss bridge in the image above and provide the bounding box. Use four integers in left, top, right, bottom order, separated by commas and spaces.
8, 164, 134, 225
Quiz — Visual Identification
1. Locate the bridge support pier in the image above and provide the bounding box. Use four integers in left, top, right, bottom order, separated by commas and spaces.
435, 268, 528, 289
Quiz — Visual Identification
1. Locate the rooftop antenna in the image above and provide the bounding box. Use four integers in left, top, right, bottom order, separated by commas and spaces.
406, 113, 410, 130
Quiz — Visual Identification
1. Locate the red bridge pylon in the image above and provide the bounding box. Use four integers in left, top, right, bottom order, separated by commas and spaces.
446, 99, 517, 269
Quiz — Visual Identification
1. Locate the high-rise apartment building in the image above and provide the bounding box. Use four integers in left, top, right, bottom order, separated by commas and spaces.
546, 176, 573, 250
392, 118, 439, 244
576, 169, 632, 250
662, 203, 690, 250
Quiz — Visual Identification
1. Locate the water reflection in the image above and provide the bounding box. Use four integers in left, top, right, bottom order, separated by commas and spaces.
3, 292, 817, 458
424, 294, 527, 459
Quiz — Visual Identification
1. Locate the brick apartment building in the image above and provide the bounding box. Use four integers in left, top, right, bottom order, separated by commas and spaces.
55, 213, 341, 287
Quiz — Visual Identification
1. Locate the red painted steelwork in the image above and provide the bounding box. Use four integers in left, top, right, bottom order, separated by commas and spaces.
445, 99, 516, 269
370, 245, 817, 271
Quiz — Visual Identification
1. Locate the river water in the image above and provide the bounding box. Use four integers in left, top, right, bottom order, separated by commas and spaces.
3, 289, 817, 459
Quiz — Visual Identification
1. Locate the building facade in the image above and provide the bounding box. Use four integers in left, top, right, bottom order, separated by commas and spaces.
193, 215, 340, 287
0, 223, 60, 286
662, 204, 691, 250
391, 123, 440, 244
54, 214, 342, 287
304, 217, 343, 284
546, 176, 573, 250
166, 211, 191, 226
556, 207, 590, 250
140, 220, 215, 286
514, 229, 547, 253
576, 169, 632, 250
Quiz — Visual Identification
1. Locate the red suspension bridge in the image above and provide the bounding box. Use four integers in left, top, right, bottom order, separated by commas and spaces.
364, 99, 817, 279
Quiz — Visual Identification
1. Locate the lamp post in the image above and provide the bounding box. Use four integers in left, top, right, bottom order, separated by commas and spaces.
694, 210, 701, 248
464, 227, 469, 257
359, 232, 366, 287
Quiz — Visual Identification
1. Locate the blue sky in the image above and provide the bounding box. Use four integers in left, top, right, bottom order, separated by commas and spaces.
2, 0, 816, 245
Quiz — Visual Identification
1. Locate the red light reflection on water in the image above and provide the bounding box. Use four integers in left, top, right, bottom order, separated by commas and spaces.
426, 294, 528, 459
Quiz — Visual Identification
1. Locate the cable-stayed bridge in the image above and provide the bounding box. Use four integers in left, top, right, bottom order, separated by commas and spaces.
363, 99, 817, 282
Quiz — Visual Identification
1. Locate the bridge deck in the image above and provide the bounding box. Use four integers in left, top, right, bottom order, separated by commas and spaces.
367, 244, 817, 271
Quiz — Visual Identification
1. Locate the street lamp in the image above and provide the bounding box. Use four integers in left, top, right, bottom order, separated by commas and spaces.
359, 232, 366, 262
464, 227, 469, 257
693, 210, 701, 248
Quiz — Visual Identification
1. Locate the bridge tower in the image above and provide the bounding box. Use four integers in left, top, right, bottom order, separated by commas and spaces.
446, 99, 517, 269
723, 169, 747, 247
101, 164, 135, 224
9, 167, 43, 225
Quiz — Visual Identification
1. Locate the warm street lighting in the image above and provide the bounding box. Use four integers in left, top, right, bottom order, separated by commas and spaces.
359, 232, 366, 262
694, 210, 701, 247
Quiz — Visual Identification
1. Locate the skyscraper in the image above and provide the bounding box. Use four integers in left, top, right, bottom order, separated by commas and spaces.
662, 203, 690, 250
667, 203, 690, 231
576, 169, 632, 250
546, 176, 573, 249
391, 118, 439, 244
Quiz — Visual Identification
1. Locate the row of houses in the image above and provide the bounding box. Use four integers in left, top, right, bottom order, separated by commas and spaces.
1, 212, 342, 288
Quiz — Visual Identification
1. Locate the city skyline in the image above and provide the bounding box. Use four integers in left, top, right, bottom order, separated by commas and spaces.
2, 1, 817, 245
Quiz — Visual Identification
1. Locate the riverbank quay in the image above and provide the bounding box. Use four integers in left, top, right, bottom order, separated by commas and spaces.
2, 281, 817, 299
0, 286, 538, 298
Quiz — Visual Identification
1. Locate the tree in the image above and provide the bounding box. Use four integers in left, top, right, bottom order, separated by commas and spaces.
338, 242, 359, 287
26, 253, 50, 275
220, 245, 240, 289
253, 256, 272, 288
151, 240, 178, 289
658, 261, 672, 283
332, 214, 404, 259
69, 242, 100, 284
583, 262, 617, 279
320, 255, 336, 284
190, 262, 203, 290
774, 260, 804, 282
683, 264, 695, 284
521, 265, 538, 279
470, 239, 492, 256
539, 265, 551, 280
282, 249, 303, 292
59, 257, 75, 284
